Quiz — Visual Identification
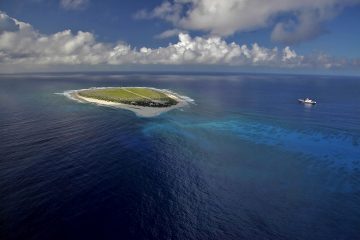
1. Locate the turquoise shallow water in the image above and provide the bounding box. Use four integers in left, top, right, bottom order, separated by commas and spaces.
0, 73, 359, 239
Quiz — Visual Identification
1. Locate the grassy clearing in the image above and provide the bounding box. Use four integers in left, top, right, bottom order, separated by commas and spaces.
78, 87, 178, 107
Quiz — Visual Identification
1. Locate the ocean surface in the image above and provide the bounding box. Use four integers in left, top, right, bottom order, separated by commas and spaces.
0, 73, 359, 240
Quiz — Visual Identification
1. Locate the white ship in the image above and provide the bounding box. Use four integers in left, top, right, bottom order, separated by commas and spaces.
298, 98, 316, 105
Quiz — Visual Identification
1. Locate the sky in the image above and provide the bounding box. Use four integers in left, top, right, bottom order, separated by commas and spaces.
0, 0, 360, 75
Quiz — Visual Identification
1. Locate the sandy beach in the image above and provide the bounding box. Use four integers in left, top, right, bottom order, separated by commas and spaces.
65, 88, 190, 117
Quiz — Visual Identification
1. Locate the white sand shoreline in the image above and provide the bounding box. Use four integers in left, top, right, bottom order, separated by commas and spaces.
63, 87, 191, 117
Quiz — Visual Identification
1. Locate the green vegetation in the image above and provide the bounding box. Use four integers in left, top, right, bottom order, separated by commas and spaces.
78, 87, 178, 107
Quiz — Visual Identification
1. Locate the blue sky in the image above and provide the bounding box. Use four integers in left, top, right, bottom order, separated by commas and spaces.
0, 0, 360, 74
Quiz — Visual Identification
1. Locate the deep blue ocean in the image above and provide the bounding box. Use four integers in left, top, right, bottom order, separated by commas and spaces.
0, 73, 359, 240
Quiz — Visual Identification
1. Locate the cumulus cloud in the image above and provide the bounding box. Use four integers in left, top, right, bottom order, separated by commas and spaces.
0, 12, 20, 33
271, 9, 333, 44
0, 11, 358, 72
154, 29, 186, 39
0, 12, 301, 67
136, 0, 360, 43
60, 0, 89, 10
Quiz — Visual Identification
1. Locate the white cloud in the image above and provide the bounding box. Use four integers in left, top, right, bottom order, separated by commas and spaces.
137, 0, 360, 43
0, 12, 20, 33
135, 1, 183, 23
271, 9, 332, 44
0, 11, 358, 72
60, 0, 89, 10
154, 29, 186, 39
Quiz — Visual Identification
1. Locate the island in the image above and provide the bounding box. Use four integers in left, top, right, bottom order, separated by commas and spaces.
66, 87, 190, 117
